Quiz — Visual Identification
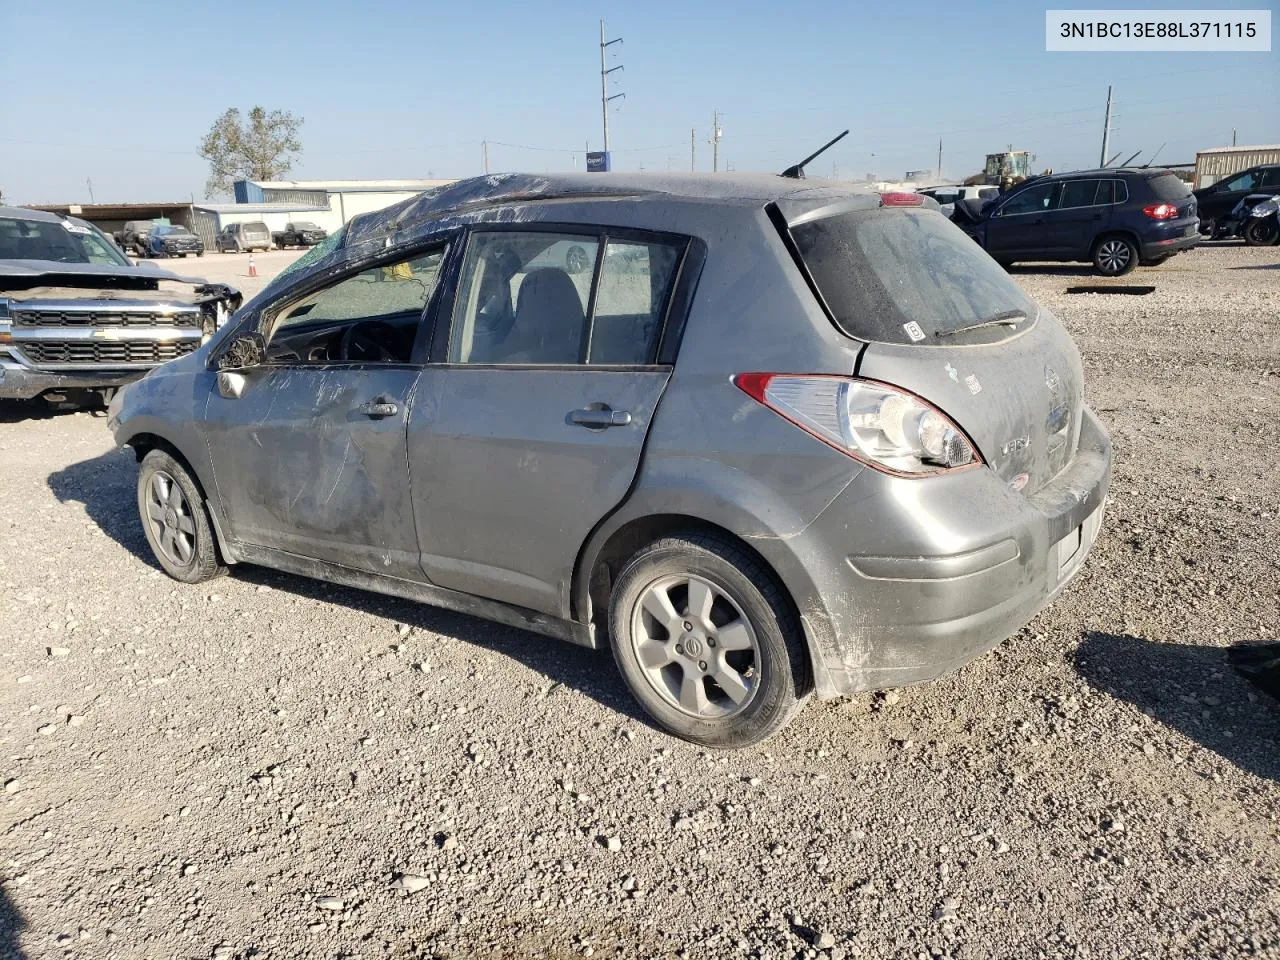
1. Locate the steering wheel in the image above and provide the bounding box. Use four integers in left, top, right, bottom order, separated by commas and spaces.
339, 320, 399, 363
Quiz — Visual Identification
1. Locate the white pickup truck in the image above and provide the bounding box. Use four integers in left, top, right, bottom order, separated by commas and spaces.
0, 207, 240, 407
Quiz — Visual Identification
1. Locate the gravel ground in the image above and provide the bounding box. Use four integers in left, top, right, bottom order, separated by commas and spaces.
2, 242, 1278, 960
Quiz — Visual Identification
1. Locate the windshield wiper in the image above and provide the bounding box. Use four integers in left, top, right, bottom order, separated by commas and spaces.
934, 310, 1027, 339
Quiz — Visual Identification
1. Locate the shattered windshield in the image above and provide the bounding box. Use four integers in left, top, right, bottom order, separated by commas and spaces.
261, 224, 349, 295
0, 217, 131, 266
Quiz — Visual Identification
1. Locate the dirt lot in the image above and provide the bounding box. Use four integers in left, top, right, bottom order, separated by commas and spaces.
2, 242, 1278, 960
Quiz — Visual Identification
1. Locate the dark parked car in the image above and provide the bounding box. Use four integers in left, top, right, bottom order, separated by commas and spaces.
116, 219, 156, 258
0, 206, 239, 406
147, 224, 204, 258
109, 173, 1110, 746
272, 221, 328, 248
1194, 164, 1280, 235
215, 221, 272, 254
952, 168, 1199, 275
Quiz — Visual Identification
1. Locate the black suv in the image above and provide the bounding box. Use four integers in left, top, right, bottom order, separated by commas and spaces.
953, 168, 1199, 276
1193, 164, 1280, 235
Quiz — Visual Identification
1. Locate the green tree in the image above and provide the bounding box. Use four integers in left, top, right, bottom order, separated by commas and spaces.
199, 107, 304, 198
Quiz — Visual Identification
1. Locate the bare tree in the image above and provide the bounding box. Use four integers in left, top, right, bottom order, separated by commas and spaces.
199, 107, 304, 198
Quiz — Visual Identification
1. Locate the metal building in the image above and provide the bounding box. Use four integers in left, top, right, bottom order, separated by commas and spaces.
1193, 145, 1280, 189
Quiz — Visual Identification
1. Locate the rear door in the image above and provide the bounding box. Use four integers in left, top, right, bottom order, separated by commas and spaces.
406, 226, 694, 617
983, 181, 1060, 260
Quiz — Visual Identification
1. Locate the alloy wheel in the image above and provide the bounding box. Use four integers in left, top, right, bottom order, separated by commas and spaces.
1097, 239, 1132, 274
144, 471, 196, 567
630, 574, 761, 719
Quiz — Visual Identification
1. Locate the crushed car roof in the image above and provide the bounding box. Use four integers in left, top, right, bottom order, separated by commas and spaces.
346, 172, 882, 243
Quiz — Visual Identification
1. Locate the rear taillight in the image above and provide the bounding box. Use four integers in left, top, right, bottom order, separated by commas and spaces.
880, 192, 924, 207
735, 374, 979, 475
1142, 203, 1178, 220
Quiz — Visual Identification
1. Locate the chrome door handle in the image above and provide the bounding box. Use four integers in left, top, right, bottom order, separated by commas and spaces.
569, 407, 632, 428
357, 397, 399, 418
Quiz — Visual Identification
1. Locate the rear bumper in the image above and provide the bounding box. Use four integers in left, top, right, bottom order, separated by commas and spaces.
786, 407, 1112, 697
0, 353, 145, 399
1140, 220, 1199, 259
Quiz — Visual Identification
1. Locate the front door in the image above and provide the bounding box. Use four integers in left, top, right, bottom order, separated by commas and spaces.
407, 227, 689, 616
983, 181, 1060, 261
203, 245, 447, 579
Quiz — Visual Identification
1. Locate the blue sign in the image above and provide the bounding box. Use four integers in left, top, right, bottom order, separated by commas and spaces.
586, 151, 611, 173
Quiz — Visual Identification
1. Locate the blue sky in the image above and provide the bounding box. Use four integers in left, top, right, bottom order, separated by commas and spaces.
1, 0, 1276, 203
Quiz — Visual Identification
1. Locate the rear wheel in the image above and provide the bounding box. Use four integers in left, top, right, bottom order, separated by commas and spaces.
137, 450, 225, 584
1093, 235, 1137, 276
608, 533, 809, 747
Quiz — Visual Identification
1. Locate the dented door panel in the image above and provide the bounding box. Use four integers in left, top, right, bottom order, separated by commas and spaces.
203, 365, 424, 579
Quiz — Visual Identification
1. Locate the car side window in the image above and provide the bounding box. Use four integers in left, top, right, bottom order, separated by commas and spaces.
449, 231, 685, 366
1260, 168, 1280, 189
1221, 171, 1258, 192
264, 248, 445, 365
1000, 183, 1057, 216
449, 232, 599, 364
1058, 180, 1099, 209
589, 240, 682, 364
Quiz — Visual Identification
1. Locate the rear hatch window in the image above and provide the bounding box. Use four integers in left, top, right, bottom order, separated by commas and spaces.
1146, 173, 1192, 202
788, 208, 1035, 345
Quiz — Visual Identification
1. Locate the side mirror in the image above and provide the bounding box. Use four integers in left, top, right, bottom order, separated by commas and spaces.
216, 332, 266, 371
217, 370, 247, 399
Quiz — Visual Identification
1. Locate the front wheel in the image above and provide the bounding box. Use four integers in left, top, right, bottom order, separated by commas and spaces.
608, 533, 809, 747
1244, 218, 1280, 247
1093, 235, 1137, 276
137, 449, 226, 584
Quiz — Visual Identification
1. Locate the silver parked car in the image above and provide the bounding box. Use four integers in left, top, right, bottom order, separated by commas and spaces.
215, 221, 272, 254
108, 173, 1111, 747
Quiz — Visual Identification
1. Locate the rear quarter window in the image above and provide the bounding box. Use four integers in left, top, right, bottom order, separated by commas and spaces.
1146, 174, 1192, 202
789, 208, 1036, 345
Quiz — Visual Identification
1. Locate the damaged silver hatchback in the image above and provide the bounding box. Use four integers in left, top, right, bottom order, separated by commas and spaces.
109, 173, 1110, 747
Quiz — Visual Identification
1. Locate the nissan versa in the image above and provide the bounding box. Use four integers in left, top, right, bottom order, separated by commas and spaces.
109, 173, 1111, 747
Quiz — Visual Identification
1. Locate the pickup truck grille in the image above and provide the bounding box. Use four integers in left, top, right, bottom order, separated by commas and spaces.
18, 339, 200, 365
12, 308, 202, 328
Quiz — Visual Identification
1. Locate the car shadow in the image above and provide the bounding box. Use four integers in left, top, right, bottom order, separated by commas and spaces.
1074, 632, 1280, 783
0, 400, 57, 423
0, 399, 108, 423
1229, 262, 1280, 270
47, 448, 156, 567
48, 450, 652, 730
0, 885, 27, 959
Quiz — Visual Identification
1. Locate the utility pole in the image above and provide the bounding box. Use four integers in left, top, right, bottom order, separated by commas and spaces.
1232, 128, 1237, 146
709, 110, 722, 172
482, 140, 489, 175
1099, 85, 1113, 168
690, 128, 696, 171
937, 139, 943, 181
599, 20, 624, 154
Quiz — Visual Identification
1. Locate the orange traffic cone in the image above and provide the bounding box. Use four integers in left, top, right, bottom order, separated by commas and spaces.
248, 254, 258, 278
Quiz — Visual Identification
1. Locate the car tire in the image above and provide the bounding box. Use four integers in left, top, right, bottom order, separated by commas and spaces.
1244, 218, 1280, 247
1092, 235, 1137, 276
136, 449, 226, 584
608, 533, 810, 747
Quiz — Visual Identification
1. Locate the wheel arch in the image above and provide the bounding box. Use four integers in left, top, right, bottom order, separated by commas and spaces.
1090, 228, 1141, 255
573, 510, 840, 698
126, 431, 235, 563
